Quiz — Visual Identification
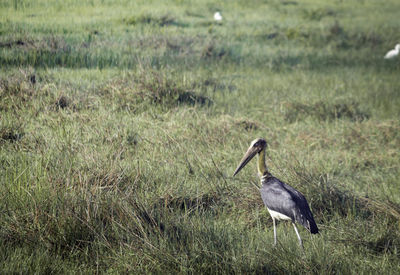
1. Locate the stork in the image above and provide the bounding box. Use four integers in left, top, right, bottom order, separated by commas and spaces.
233, 138, 318, 248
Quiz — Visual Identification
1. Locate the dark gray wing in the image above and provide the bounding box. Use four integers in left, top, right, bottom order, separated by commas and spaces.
260, 177, 318, 234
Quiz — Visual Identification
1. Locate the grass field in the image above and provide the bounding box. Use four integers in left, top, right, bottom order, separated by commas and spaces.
1, 0, 400, 273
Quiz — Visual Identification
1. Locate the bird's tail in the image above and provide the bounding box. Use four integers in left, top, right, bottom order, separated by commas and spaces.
307, 218, 319, 234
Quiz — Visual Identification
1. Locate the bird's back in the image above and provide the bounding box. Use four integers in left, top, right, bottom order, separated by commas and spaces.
384, 51, 396, 59
260, 175, 318, 234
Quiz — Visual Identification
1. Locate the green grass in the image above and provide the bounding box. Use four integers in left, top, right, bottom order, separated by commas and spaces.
1, 0, 400, 273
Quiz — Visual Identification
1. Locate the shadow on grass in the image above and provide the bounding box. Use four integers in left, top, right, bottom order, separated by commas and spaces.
98, 69, 212, 112
0, 126, 24, 143
123, 14, 188, 28
284, 100, 370, 123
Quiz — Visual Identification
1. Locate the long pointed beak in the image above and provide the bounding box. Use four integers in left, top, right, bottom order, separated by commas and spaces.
233, 146, 259, 176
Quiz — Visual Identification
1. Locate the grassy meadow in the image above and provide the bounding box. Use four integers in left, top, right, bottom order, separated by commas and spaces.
1, 0, 400, 273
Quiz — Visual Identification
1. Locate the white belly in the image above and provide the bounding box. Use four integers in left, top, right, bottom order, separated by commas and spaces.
267, 208, 292, 221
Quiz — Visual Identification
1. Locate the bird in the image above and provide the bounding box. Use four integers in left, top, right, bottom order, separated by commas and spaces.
214, 12, 222, 22
233, 138, 318, 248
384, 44, 400, 59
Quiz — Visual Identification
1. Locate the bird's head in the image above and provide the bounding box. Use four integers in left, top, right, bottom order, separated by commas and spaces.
233, 138, 267, 176
396, 44, 400, 51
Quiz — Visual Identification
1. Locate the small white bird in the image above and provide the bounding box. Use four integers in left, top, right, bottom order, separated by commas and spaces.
384, 44, 400, 59
214, 12, 222, 22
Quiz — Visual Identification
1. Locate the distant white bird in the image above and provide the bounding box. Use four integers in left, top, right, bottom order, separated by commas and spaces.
384, 44, 400, 59
214, 12, 222, 22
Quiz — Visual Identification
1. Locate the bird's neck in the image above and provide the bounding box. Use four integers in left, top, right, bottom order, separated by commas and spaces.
257, 148, 270, 178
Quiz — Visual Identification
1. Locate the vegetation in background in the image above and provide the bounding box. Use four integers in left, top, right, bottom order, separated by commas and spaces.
1, 0, 400, 273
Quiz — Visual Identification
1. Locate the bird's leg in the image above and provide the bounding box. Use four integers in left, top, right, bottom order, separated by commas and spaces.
273, 218, 277, 246
292, 223, 303, 249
